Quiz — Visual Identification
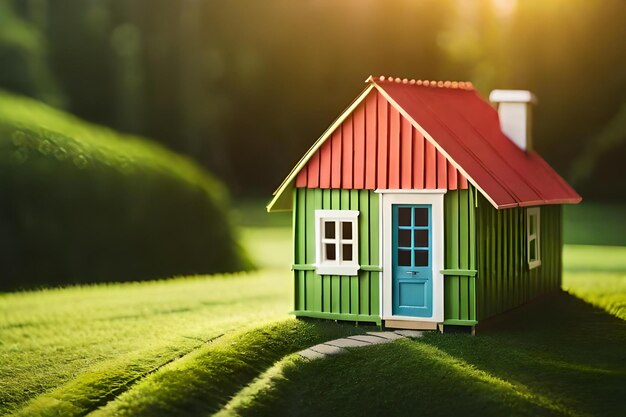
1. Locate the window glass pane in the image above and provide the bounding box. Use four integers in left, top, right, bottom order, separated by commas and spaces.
529, 215, 535, 235
398, 207, 411, 226
529, 239, 536, 261
342, 244, 352, 261
414, 229, 429, 248
398, 249, 411, 266
342, 221, 352, 240
414, 250, 429, 266
398, 229, 411, 247
415, 208, 428, 227
324, 221, 335, 239
325, 244, 336, 261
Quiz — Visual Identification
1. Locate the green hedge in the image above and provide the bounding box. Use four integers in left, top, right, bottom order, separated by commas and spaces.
0, 91, 250, 290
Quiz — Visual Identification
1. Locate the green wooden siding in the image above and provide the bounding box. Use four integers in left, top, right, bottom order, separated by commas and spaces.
475, 194, 562, 321
443, 188, 478, 325
293, 188, 380, 324
292, 185, 562, 327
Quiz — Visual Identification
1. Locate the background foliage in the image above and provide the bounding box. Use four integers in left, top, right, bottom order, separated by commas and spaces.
0, 0, 624, 200
0, 91, 249, 290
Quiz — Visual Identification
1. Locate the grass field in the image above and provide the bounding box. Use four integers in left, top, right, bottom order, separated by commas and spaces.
0, 224, 294, 416
219, 245, 626, 417
1, 201, 625, 416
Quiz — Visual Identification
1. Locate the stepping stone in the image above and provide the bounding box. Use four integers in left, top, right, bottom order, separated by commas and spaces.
309, 343, 344, 355
298, 348, 326, 360
367, 331, 405, 340
394, 330, 424, 338
347, 335, 391, 345
325, 338, 371, 348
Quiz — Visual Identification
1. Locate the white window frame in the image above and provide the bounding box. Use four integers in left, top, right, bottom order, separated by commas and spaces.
314, 210, 359, 276
527, 207, 541, 269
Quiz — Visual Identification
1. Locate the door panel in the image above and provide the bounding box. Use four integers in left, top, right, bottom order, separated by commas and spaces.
392, 204, 433, 317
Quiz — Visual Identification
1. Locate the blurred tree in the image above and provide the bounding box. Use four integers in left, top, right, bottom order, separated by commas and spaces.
44, 0, 117, 130
1, 0, 624, 201
0, 0, 63, 106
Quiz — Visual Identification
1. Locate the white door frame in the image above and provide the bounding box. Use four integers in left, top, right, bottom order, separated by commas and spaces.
377, 189, 446, 323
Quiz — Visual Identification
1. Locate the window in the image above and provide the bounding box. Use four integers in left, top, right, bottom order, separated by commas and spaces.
315, 210, 359, 275
527, 207, 541, 269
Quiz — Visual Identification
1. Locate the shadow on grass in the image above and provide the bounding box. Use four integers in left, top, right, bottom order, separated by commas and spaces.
232, 293, 626, 417
421, 293, 626, 416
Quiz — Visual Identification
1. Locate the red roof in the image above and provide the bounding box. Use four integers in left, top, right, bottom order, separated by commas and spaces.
268, 76, 581, 212
372, 77, 581, 208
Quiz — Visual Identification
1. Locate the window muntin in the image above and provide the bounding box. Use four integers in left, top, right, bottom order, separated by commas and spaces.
315, 210, 359, 275
395, 206, 431, 269
527, 207, 541, 269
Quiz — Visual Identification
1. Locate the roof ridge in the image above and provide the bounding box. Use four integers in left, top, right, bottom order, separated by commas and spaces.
370, 75, 474, 91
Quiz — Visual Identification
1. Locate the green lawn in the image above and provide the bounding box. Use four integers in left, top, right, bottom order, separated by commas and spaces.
218, 245, 626, 417
1, 201, 625, 416
0, 225, 294, 416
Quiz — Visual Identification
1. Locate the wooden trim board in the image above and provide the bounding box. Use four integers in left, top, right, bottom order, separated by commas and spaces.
384, 319, 439, 330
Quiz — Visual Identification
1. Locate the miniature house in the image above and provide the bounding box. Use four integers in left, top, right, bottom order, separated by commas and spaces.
267, 76, 581, 331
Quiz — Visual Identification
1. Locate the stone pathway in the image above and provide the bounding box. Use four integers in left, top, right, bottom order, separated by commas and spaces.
298, 330, 423, 360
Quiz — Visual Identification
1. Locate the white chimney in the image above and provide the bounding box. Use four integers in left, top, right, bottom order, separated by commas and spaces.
489, 89, 537, 151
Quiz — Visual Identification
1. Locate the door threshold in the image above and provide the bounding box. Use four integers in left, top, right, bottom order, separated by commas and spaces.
383, 319, 439, 330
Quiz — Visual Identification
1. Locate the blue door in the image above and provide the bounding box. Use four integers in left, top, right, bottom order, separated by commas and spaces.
392, 204, 432, 317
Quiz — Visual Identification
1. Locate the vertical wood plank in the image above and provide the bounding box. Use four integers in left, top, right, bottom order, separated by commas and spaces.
377, 93, 389, 189
359, 191, 370, 266
365, 92, 378, 189
447, 162, 458, 190
331, 130, 342, 189
350, 190, 360, 314
469, 187, 476, 270
495, 207, 501, 314
490, 202, 497, 318
319, 141, 332, 188
512, 206, 518, 306
400, 118, 413, 189
445, 192, 460, 320
341, 276, 350, 314
353, 104, 366, 189
413, 128, 425, 189
332, 275, 341, 313
307, 151, 320, 188
331, 189, 340, 210
459, 190, 469, 269
311, 189, 324, 312
369, 192, 379, 266
322, 188, 331, 209
437, 151, 447, 189
388, 106, 401, 189
503, 209, 509, 308
296, 189, 309, 312
359, 190, 370, 316
323, 275, 332, 312
459, 190, 469, 321
360, 271, 370, 316
295, 190, 306, 310
304, 189, 316, 265
425, 140, 437, 188
296, 169, 308, 187
459, 174, 469, 189
342, 116, 354, 189
370, 272, 379, 316
447, 192, 460, 269
340, 190, 350, 314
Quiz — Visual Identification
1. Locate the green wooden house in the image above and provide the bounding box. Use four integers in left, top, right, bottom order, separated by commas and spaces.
267, 76, 581, 331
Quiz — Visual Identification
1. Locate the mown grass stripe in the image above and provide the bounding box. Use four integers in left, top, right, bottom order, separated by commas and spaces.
85, 320, 364, 417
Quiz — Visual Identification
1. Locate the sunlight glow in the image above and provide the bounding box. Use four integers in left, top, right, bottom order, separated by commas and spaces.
492, 0, 517, 19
